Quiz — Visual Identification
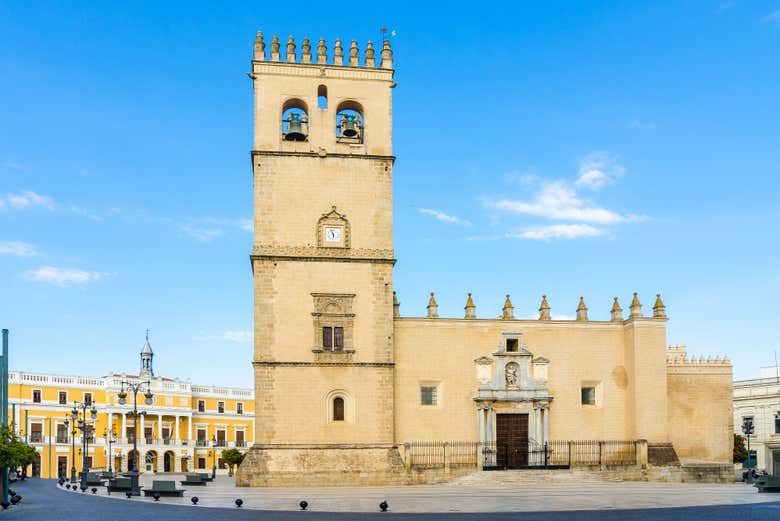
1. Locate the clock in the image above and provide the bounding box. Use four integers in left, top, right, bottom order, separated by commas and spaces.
324, 227, 342, 243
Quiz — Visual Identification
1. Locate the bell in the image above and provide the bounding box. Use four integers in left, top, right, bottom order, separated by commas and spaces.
341, 115, 359, 138
284, 113, 307, 141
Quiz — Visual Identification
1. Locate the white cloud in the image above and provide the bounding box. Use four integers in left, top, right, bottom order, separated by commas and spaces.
419, 208, 471, 226
507, 224, 606, 240
238, 218, 253, 232
487, 181, 635, 224
0, 190, 55, 210
24, 266, 103, 287
575, 152, 625, 190
180, 225, 223, 242
0, 241, 37, 256
763, 10, 780, 24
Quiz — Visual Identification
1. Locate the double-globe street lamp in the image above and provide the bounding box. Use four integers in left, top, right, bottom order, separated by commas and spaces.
104, 428, 118, 476
63, 415, 78, 484
117, 379, 153, 496
67, 401, 98, 490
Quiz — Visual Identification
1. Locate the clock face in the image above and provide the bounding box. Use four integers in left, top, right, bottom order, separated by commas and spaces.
324, 227, 342, 243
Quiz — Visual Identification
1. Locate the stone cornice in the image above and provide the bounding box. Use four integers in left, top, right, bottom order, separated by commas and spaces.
251, 150, 395, 162
253, 361, 394, 368
251, 61, 395, 82
251, 244, 395, 265
393, 317, 640, 328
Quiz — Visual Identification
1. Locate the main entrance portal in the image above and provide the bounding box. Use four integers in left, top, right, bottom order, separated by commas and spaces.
496, 413, 529, 467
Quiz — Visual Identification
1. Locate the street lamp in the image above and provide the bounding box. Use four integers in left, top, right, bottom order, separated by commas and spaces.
117, 379, 153, 496
70, 401, 98, 490
104, 429, 118, 476
63, 415, 78, 484
210, 436, 217, 480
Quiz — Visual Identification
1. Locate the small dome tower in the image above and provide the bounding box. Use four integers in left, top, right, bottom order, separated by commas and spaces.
140, 330, 154, 378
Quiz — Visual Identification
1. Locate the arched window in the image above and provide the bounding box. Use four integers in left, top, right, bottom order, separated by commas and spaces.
333, 397, 345, 421
335, 100, 364, 143
317, 85, 328, 110
281, 98, 309, 141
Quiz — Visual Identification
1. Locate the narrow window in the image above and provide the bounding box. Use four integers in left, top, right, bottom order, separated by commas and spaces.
32, 390, 41, 403
237, 402, 244, 415
333, 397, 345, 421
218, 401, 225, 414
581, 387, 596, 405
317, 85, 328, 109
197, 400, 205, 413
334, 327, 344, 351
323, 326, 333, 350
421, 386, 438, 406
83, 392, 93, 405
58, 391, 67, 405
775, 415, 780, 435
506, 339, 518, 352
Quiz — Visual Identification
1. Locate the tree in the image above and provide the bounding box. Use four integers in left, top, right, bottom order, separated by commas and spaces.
0, 426, 37, 470
733, 433, 748, 464
220, 448, 245, 477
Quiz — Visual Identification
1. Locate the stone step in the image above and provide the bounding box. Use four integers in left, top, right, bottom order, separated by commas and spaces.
447, 469, 622, 486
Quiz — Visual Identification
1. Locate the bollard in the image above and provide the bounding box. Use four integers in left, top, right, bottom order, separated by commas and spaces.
300, 500, 308, 510
379, 500, 388, 512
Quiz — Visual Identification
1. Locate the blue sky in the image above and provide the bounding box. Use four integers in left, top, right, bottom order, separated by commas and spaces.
1, 1, 778, 387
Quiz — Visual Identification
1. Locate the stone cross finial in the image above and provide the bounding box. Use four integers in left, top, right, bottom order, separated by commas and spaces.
286, 35, 296, 62
576, 297, 589, 321
502, 294, 514, 320
629, 292, 643, 318
253, 31, 265, 61
611, 297, 623, 321
426, 292, 439, 318
538, 295, 551, 320
464, 293, 476, 319
365, 41, 376, 67
301, 37, 312, 64
381, 40, 393, 69
349, 40, 359, 66
653, 293, 667, 318
334, 39, 344, 65
393, 291, 400, 318
317, 38, 327, 64
270, 34, 281, 62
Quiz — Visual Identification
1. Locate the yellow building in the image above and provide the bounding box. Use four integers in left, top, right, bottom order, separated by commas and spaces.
9, 336, 254, 479
237, 32, 733, 487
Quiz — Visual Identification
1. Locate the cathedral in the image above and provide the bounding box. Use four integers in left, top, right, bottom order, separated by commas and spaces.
236, 32, 733, 486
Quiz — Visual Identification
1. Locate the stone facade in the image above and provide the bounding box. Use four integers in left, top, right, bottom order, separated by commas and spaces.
236, 32, 733, 487
733, 367, 780, 476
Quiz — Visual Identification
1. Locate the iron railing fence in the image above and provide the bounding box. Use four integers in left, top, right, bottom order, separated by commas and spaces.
404, 440, 639, 470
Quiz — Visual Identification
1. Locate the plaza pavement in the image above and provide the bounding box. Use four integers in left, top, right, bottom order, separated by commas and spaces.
45, 470, 780, 513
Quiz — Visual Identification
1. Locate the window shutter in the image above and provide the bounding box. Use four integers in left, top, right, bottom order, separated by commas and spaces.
323, 327, 333, 349
334, 327, 344, 350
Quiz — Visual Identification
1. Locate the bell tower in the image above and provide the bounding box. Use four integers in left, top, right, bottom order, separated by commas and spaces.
237, 32, 401, 486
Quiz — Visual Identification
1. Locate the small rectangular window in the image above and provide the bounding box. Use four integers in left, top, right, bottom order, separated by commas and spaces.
506, 339, 518, 352
58, 391, 67, 405
581, 387, 596, 405
775, 415, 780, 435
334, 327, 344, 350
218, 401, 225, 414
32, 390, 41, 403
421, 386, 438, 406
197, 400, 205, 413
83, 392, 93, 405
323, 327, 333, 349
237, 402, 244, 415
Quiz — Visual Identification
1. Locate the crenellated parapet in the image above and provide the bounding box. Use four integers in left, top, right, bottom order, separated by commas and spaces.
253, 31, 393, 69
399, 291, 669, 321
666, 344, 731, 366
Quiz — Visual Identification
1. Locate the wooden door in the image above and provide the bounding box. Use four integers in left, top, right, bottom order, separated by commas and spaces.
496, 413, 529, 467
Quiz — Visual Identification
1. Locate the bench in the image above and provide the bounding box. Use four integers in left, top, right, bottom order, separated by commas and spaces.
99, 471, 114, 480
180, 474, 207, 486
754, 475, 780, 492
197, 472, 214, 482
143, 480, 185, 497
85, 473, 106, 486
107, 477, 134, 492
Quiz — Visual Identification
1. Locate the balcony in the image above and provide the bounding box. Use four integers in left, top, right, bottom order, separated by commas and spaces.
29, 433, 43, 444
162, 437, 173, 445
56, 435, 69, 444
235, 440, 247, 448
144, 437, 155, 445
215, 439, 227, 447
195, 439, 209, 447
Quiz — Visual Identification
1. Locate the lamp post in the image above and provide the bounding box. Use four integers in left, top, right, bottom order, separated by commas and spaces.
210, 436, 217, 480
117, 379, 153, 496
64, 415, 77, 484
69, 401, 98, 490
104, 429, 118, 475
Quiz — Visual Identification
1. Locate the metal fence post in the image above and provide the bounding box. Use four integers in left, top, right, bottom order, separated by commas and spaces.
1, 329, 8, 504
443, 442, 449, 473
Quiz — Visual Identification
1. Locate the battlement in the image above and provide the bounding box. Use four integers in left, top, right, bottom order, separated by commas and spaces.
253, 32, 393, 70
666, 344, 731, 366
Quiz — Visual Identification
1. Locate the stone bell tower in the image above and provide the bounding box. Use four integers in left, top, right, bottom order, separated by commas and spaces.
237, 32, 401, 486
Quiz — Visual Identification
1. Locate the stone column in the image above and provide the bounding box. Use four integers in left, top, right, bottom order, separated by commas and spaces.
543, 407, 550, 442
486, 408, 495, 444
139, 413, 145, 443
158, 415, 163, 440
188, 415, 193, 442
174, 415, 179, 442
121, 413, 126, 440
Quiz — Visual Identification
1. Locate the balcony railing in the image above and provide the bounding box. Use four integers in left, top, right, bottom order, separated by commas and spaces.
235, 440, 246, 447
215, 439, 227, 447
56, 435, 69, 444
195, 439, 209, 447
162, 437, 173, 445
29, 433, 43, 443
